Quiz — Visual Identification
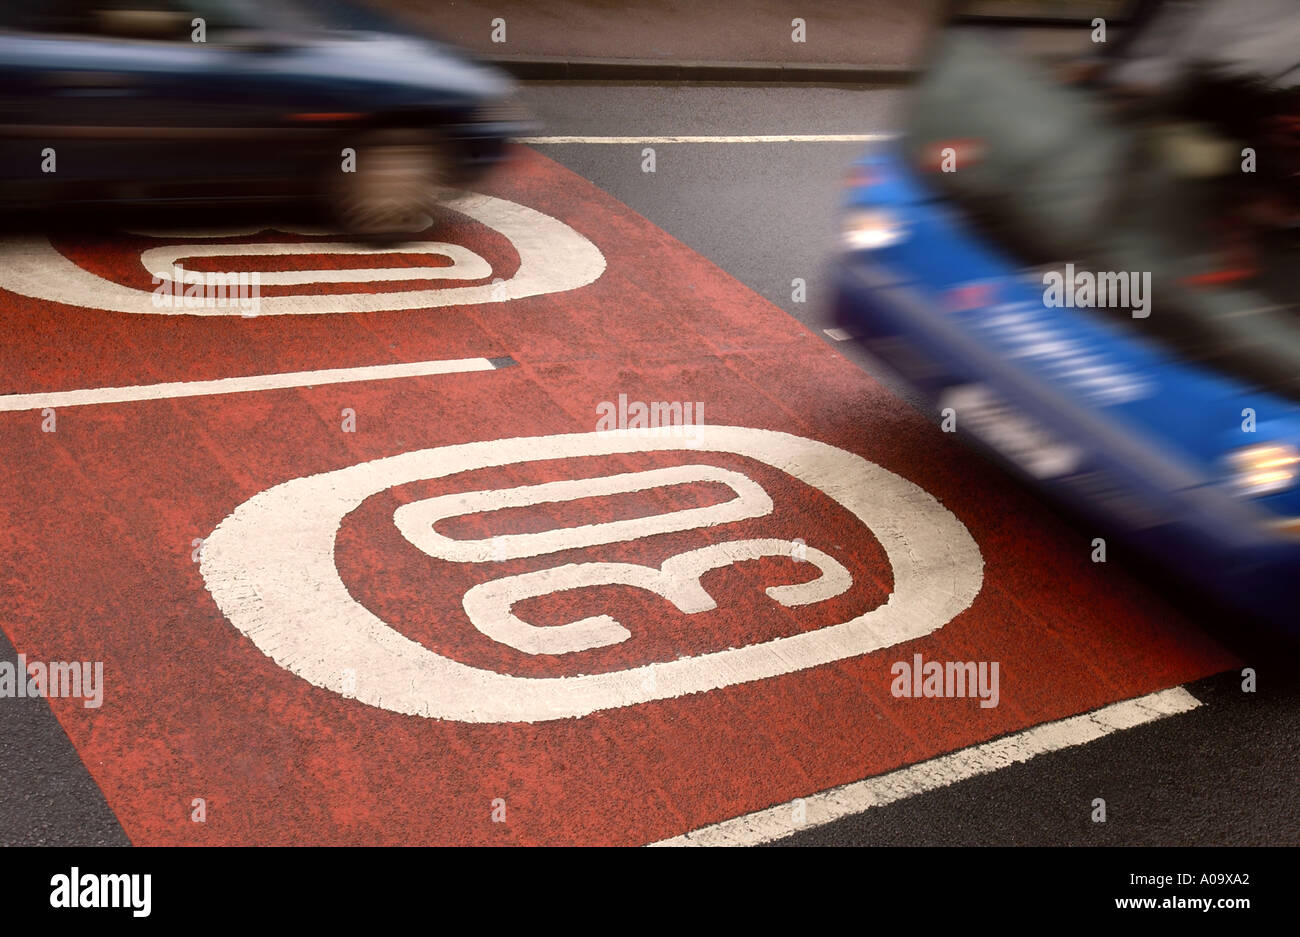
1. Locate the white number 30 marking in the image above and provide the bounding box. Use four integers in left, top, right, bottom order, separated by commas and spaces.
200, 426, 983, 723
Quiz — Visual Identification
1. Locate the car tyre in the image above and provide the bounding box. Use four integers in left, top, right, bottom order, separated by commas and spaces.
331, 130, 449, 243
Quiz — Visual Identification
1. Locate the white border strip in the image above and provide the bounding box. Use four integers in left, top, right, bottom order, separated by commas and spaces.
519, 134, 893, 144
652, 686, 1201, 846
0, 357, 497, 411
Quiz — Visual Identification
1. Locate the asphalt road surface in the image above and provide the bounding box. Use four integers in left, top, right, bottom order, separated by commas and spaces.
1, 82, 1296, 846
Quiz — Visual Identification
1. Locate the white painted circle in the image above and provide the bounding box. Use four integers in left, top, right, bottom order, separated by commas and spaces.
0, 191, 605, 315
200, 426, 984, 723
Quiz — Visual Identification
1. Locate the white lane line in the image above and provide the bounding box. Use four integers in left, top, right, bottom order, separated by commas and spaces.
651, 686, 1201, 846
0, 358, 498, 412
518, 134, 893, 144
823, 327, 856, 342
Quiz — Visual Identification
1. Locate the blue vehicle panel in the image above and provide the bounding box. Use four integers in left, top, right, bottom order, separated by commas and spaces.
836, 145, 1300, 625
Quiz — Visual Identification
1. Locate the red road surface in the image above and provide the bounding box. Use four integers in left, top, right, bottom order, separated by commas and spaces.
0, 147, 1235, 844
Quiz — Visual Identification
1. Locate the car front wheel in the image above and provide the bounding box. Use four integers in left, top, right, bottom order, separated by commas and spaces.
331, 131, 449, 242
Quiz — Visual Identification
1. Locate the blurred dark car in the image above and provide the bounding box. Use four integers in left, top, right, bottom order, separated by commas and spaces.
0, 0, 530, 238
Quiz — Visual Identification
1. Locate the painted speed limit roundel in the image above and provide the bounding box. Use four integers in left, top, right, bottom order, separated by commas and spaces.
200, 425, 984, 723
0, 190, 605, 315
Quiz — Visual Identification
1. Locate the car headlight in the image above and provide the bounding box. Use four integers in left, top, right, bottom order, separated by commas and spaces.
840, 208, 906, 251
1225, 443, 1300, 497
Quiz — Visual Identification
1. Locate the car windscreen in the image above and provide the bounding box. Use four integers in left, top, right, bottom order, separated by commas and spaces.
905, 5, 1300, 401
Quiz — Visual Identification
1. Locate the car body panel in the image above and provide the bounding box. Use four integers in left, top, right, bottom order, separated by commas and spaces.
0, 5, 523, 204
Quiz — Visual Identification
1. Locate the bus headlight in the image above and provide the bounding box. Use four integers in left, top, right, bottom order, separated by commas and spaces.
841, 209, 906, 251
1225, 443, 1300, 497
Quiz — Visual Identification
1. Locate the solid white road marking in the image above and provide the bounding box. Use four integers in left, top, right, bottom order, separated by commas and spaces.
519, 134, 893, 144
651, 686, 1202, 846
200, 425, 984, 722
394, 464, 773, 563
461, 538, 852, 656
0, 191, 605, 315
0, 358, 497, 412
141, 241, 492, 286
823, 328, 856, 342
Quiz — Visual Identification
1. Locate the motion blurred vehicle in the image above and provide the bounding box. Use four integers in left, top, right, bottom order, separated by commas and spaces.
0, 0, 530, 238
834, 0, 1300, 626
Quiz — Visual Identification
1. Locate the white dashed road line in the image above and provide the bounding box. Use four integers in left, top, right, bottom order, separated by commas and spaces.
652, 686, 1202, 846
0, 357, 502, 412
